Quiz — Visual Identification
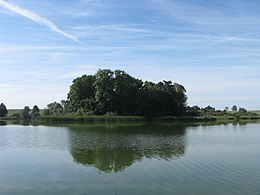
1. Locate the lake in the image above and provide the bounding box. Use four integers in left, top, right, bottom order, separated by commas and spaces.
1, 123, 260, 195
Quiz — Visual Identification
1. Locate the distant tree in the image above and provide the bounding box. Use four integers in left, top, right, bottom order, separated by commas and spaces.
238, 107, 247, 113
46, 102, 63, 116
32, 105, 40, 113
20, 106, 31, 120
31, 105, 40, 119
232, 105, 237, 112
185, 105, 201, 116
224, 107, 229, 112
191, 105, 200, 111
0, 103, 8, 117
204, 105, 215, 112
11, 113, 21, 120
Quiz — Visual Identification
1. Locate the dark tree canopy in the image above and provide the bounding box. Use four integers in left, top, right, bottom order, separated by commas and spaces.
67, 69, 187, 117
20, 106, 31, 121
232, 105, 237, 112
0, 103, 8, 117
67, 75, 96, 113
31, 105, 40, 119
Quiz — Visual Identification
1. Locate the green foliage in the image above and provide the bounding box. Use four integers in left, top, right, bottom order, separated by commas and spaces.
31, 105, 40, 119
94, 69, 115, 114
0, 103, 8, 117
20, 106, 31, 121
0, 120, 7, 125
46, 102, 63, 116
43, 108, 50, 116
238, 107, 247, 113
36, 115, 146, 123
6, 109, 21, 117
66, 69, 187, 118
141, 81, 187, 117
11, 113, 21, 120
61, 100, 73, 114
194, 105, 259, 123
250, 110, 260, 115
68, 75, 96, 113
185, 105, 200, 116
203, 105, 216, 112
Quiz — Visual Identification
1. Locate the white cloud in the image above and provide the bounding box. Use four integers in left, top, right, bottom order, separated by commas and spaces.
0, 0, 79, 42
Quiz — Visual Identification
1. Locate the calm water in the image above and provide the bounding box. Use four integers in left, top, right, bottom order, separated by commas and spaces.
1, 123, 260, 195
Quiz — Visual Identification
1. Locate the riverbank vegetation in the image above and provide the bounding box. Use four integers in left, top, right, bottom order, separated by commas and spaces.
1, 69, 260, 124
36, 69, 187, 122
36, 115, 146, 123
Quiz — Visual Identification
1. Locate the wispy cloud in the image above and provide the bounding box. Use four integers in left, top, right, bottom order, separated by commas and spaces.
0, 0, 79, 42
148, 0, 260, 37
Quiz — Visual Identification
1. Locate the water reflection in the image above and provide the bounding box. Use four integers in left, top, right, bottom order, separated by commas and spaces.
0, 120, 7, 126
68, 124, 187, 172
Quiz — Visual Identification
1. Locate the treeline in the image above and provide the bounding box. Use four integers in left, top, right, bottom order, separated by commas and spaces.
53, 69, 187, 118
8, 105, 41, 121
0, 68, 187, 120
186, 105, 248, 116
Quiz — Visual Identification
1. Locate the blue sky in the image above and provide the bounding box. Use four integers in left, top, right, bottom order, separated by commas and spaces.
0, 0, 260, 110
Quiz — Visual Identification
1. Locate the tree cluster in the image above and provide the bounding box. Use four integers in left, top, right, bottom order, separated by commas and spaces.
11, 105, 40, 121
63, 69, 187, 118
186, 104, 249, 117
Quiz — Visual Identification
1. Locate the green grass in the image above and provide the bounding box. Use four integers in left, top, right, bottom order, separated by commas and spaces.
7, 109, 44, 117
36, 115, 147, 123
6, 109, 22, 117
4, 109, 260, 124
250, 110, 260, 115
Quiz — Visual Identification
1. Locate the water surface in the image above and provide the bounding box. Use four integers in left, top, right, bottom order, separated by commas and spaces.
0, 123, 260, 194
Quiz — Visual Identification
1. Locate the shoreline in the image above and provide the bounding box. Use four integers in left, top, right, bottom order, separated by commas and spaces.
2, 114, 260, 124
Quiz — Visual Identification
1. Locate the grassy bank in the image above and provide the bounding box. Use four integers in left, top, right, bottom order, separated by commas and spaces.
6, 109, 22, 117
2, 109, 260, 124
0, 117, 14, 120
156, 111, 260, 123
6, 109, 44, 117
36, 115, 146, 123
250, 110, 260, 116
155, 116, 217, 122
36, 114, 260, 124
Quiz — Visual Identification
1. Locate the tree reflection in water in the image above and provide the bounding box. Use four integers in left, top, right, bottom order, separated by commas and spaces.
68, 123, 187, 173
0, 120, 7, 126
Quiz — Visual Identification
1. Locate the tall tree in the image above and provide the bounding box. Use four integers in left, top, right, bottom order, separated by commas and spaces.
94, 69, 115, 114
113, 70, 143, 115
0, 103, 8, 117
141, 81, 187, 117
68, 75, 96, 113
20, 106, 31, 120
31, 105, 40, 119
